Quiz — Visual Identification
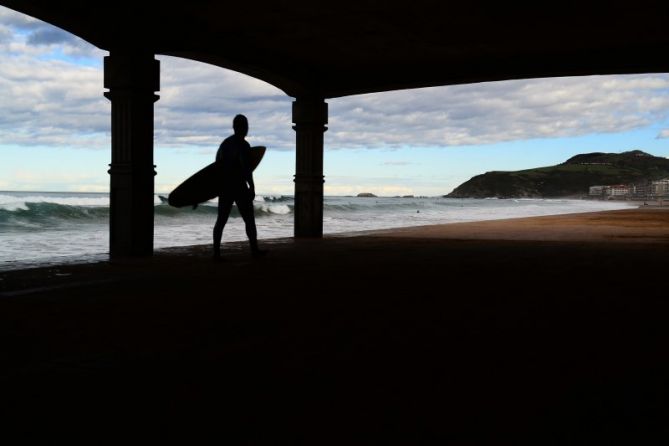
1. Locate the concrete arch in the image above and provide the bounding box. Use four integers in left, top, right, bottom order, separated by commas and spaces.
3, 1, 668, 98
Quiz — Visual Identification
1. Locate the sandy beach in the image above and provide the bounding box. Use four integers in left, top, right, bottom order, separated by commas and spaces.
2, 207, 668, 442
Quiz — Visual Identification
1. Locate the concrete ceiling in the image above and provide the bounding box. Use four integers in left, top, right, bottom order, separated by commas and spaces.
2, 1, 669, 98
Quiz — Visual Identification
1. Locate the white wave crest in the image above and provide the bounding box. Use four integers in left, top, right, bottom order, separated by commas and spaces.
0, 194, 110, 207
255, 203, 291, 214
269, 204, 291, 214
0, 201, 29, 211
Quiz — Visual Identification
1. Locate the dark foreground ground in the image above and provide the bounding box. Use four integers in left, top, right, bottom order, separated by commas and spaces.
2, 209, 668, 444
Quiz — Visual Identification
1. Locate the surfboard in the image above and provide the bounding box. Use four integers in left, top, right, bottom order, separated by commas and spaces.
167, 146, 266, 208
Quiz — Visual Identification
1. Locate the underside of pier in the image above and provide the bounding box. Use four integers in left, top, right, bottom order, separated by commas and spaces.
1, 3, 669, 440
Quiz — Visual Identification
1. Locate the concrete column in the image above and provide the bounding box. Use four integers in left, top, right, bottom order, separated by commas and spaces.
103, 51, 159, 258
292, 97, 328, 238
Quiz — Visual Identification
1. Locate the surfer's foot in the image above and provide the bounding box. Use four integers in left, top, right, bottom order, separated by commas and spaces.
249, 239, 266, 258
213, 247, 224, 262
251, 249, 268, 258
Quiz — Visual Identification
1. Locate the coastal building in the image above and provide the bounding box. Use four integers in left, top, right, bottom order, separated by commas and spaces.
589, 186, 606, 196
591, 180, 669, 199
629, 182, 650, 199
589, 185, 630, 198
609, 185, 630, 197
651, 179, 669, 197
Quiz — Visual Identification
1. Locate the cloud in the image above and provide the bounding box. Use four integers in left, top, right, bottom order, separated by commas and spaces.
0, 24, 11, 43
26, 28, 76, 45
155, 56, 292, 149
0, 7, 42, 30
0, 6, 102, 59
0, 53, 109, 147
328, 75, 669, 148
2, 5, 669, 154
657, 129, 669, 139
158, 70, 669, 151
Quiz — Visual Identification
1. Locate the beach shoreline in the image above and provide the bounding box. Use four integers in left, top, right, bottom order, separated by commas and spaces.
2, 207, 668, 293
0, 193, 641, 268
359, 206, 669, 242
2, 207, 669, 441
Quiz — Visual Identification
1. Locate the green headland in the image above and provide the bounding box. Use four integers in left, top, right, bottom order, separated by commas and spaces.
446, 150, 669, 198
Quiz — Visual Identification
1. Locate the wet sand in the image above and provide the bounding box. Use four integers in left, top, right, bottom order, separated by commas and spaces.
2, 208, 669, 442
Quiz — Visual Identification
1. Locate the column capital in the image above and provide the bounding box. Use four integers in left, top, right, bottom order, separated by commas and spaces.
292, 96, 328, 125
104, 52, 160, 92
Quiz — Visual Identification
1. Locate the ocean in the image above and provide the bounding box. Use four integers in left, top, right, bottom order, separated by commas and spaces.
0, 191, 637, 271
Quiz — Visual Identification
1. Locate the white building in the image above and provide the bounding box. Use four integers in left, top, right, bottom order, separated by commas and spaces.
651, 178, 669, 197
589, 184, 631, 198
589, 185, 606, 196
609, 185, 630, 196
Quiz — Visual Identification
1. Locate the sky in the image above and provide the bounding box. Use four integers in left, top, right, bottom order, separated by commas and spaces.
1, 6, 669, 197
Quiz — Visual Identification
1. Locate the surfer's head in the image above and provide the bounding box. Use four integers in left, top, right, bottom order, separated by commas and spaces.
233, 114, 248, 138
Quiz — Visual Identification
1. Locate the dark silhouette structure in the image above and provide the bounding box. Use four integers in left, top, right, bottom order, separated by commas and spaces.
213, 114, 264, 258
1, 1, 668, 257
2, 3, 669, 443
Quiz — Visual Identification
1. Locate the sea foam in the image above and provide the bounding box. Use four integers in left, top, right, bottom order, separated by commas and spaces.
0, 191, 639, 270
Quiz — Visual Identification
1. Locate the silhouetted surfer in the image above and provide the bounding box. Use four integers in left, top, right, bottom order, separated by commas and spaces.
213, 114, 266, 259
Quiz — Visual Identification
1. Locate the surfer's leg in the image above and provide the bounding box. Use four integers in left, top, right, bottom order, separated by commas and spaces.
236, 194, 257, 241
213, 195, 234, 257
236, 191, 265, 256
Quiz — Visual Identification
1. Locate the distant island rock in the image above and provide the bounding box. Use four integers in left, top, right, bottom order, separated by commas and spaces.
446, 150, 669, 198
357, 193, 377, 198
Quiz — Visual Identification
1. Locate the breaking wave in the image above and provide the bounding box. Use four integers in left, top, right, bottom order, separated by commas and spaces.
0, 193, 638, 234
0, 202, 109, 230
0, 199, 296, 231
